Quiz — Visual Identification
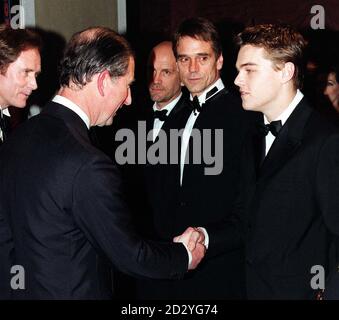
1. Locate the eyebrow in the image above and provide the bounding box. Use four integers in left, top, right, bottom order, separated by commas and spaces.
236, 62, 258, 70
239, 63, 258, 68
24, 68, 41, 73
177, 53, 210, 58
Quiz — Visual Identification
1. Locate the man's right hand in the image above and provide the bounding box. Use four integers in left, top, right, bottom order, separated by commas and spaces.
173, 227, 206, 270
188, 242, 206, 270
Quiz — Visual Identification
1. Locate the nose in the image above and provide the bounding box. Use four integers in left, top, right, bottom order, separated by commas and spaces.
234, 72, 242, 87
189, 58, 199, 73
124, 87, 132, 106
324, 86, 329, 96
29, 75, 38, 90
152, 71, 161, 84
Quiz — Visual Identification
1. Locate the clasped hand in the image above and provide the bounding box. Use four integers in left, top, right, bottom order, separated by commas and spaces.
173, 227, 206, 270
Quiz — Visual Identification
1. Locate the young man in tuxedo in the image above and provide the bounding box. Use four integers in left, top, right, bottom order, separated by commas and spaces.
0, 24, 41, 299
233, 24, 339, 299
154, 17, 252, 299
0, 27, 205, 299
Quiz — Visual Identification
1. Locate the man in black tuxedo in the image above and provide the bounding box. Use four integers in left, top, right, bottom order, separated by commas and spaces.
143, 41, 190, 232
132, 41, 193, 298
0, 27, 205, 299
148, 17, 252, 299
233, 24, 339, 299
0, 25, 41, 299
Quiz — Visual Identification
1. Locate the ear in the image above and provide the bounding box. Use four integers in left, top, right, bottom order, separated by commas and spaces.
216, 53, 224, 71
281, 62, 295, 84
97, 70, 110, 96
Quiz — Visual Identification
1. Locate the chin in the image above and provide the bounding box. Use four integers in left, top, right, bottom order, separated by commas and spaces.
13, 101, 27, 108
241, 103, 253, 111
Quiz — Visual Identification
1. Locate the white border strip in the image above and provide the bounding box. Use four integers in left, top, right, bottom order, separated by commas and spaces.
20, 0, 36, 27
117, 0, 126, 33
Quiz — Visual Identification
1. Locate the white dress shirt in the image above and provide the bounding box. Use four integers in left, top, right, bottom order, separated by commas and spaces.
179, 79, 225, 250
152, 92, 182, 142
180, 78, 224, 185
52, 95, 90, 129
264, 89, 304, 155
0, 107, 10, 141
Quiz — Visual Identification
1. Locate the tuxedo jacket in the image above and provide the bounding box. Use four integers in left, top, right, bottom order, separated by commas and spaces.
236, 98, 339, 299
0, 101, 188, 300
143, 94, 191, 237
0, 113, 12, 299
138, 88, 254, 299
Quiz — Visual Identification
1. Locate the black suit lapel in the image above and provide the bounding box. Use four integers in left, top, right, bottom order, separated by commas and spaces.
192, 88, 228, 128
42, 101, 91, 145
257, 98, 312, 181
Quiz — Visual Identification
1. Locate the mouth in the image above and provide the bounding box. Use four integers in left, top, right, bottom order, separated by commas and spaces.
240, 91, 250, 98
188, 77, 201, 82
150, 86, 163, 92
20, 92, 32, 98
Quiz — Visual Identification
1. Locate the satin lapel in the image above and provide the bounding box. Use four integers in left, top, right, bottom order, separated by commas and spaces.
192, 88, 228, 128
257, 98, 312, 181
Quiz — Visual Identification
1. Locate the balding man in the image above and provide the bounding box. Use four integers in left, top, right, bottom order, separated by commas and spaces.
130, 41, 194, 298
0, 28, 205, 300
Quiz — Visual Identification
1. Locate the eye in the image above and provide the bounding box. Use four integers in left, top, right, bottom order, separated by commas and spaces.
199, 56, 209, 63
178, 57, 189, 64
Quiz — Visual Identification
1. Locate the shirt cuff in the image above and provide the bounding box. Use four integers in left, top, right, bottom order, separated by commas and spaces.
181, 242, 192, 269
197, 227, 209, 249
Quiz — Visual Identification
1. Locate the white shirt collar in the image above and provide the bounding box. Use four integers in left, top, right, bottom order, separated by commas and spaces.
190, 78, 224, 105
264, 89, 304, 125
52, 95, 90, 129
0, 107, 11, 117
153, 92, 182, 115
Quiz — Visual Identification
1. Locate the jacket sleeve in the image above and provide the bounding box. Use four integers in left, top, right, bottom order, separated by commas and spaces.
72, 154, 188, 280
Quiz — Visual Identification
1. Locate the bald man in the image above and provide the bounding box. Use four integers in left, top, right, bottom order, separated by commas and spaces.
121, 41, 192, 299
147, 41, 186, 141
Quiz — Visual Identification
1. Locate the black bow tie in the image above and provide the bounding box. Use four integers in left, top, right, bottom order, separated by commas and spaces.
153, 109, 168, 121
189, 87, 219, 115
189, 96, 202, 115
258, 120, 283, 137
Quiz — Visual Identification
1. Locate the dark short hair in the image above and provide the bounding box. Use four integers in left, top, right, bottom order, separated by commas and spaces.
172, 17, 222, 59
0, 24, 42, 74
59, 27, 134, 88
235, 24, 307, 89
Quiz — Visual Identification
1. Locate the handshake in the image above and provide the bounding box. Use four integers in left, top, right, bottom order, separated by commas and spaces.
173, 227, 206, 271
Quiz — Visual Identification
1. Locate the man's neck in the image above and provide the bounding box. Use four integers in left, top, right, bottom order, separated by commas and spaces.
58, 87, 92, 120
155, 91, 182, 110
263, 88, 297, 123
